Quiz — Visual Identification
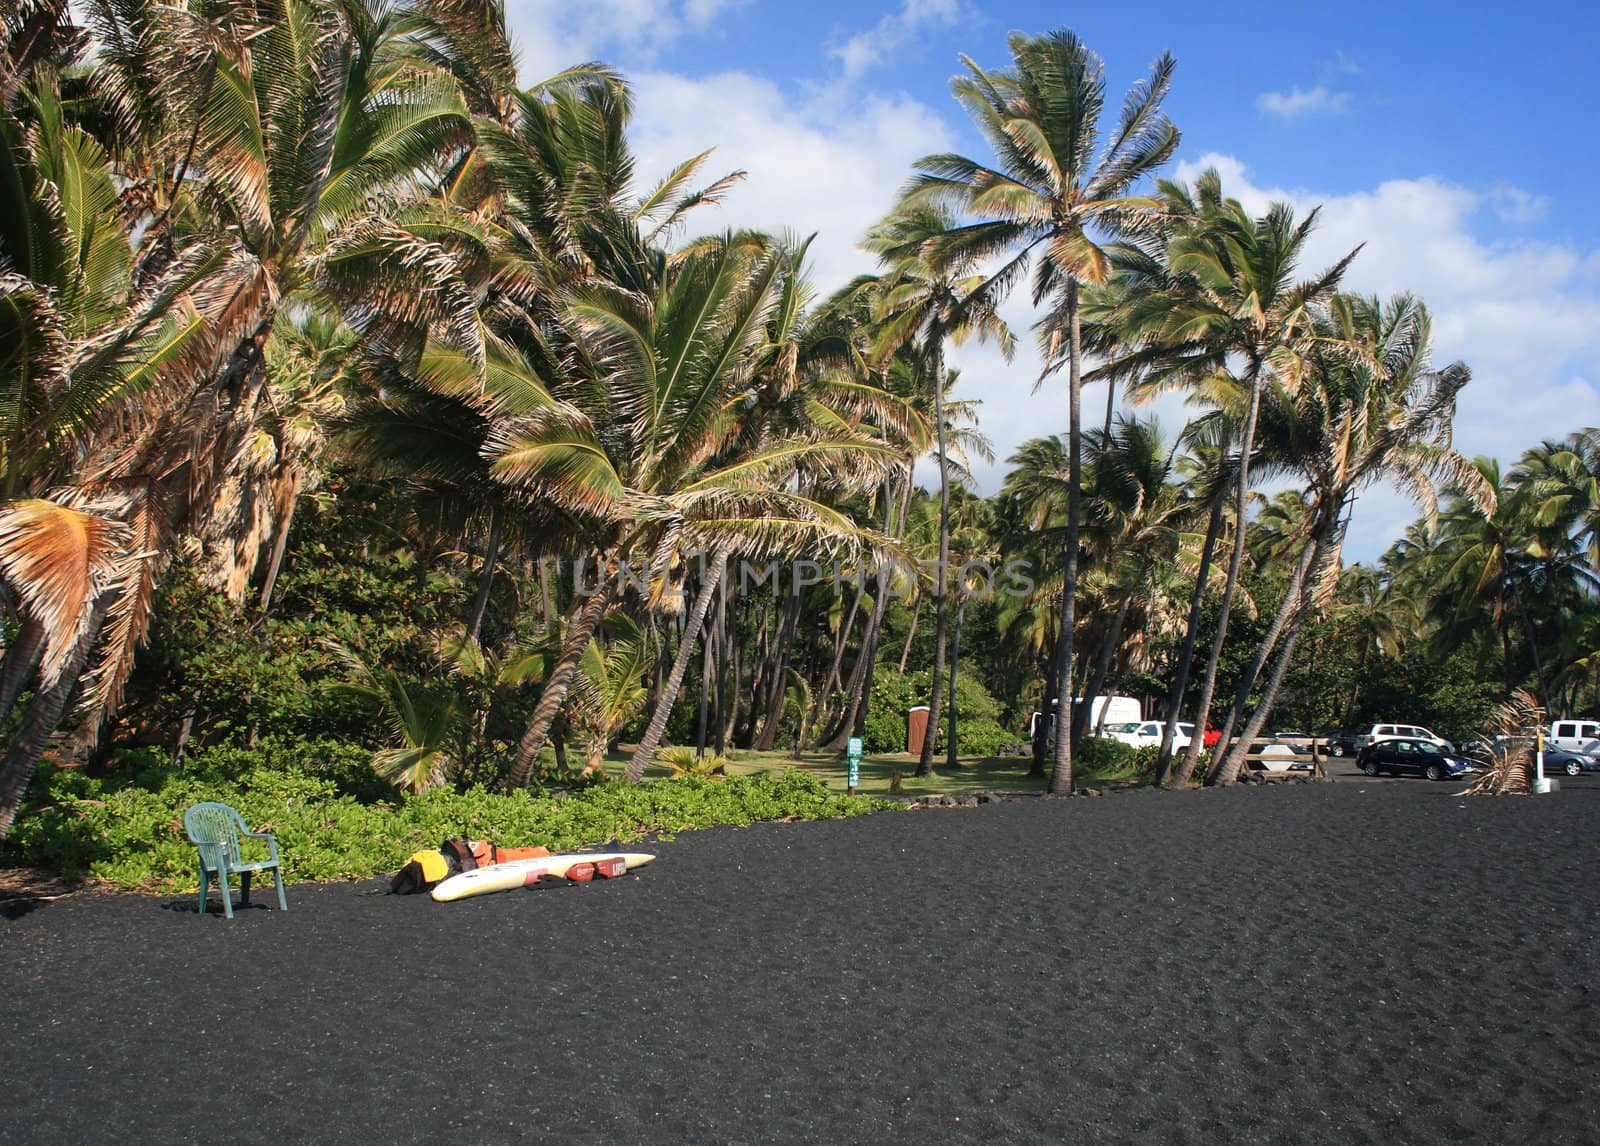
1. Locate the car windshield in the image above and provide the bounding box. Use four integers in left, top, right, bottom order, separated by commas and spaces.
1103, 723, 1139, 733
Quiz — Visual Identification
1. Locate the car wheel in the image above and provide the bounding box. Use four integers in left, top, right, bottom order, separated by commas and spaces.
1566, 760, 1582, 777
1424, 763, 1442, 781
1327, 743, 1343, 757
1361, 760, 1377, 777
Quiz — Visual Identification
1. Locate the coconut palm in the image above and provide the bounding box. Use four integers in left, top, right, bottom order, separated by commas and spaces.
864, 205, 1011, 777
0, 77, 217, 836
486, 235, 889, 787
566, 621, 651, 775
904, 28, 1179, 793
1103, 170, 1360, 786
1210, 293, 1489, 783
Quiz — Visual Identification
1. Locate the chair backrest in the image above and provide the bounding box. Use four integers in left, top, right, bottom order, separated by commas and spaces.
184, 802, 247, 869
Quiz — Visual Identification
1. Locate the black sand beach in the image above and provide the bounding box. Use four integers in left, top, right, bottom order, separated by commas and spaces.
3, 779, 1597, 1144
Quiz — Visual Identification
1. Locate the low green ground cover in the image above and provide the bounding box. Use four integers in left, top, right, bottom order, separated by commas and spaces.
3, 740, 896, 893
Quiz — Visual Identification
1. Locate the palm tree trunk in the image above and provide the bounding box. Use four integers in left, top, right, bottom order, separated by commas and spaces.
0, 617, 45, 731
715, 582, 732, 756
1074, 592, 1132, 754
822, 587, 862, 700
898, 598, 920, 673
1508, 574, 1552, 713
1175, 362, 1264, 785
505, 564, 616, 789
256, 471, 304, 613
1157, 487, 1227, 785
0, 597, 108, 840
695, 599, 715, 757
918, 337, 951, 778
1341, 637, 1371, 728
464, 504, 504, 647
945, 590, 968, 769
754, 589, 802, 751
1215, 532, 1337, 784
1048, 279, 1084, 795
626, 547, 730, 781
1206, 536, 1319, 783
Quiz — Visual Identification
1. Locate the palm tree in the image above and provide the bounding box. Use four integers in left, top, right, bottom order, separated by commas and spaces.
0, 76, 217, 836
905, 28, 1179, 793
863, 206, 1011, 777
485, 236, 888, 786
1106, 171, 1360, 786
567, 621, 652, 775
1210, 293, 1490, 783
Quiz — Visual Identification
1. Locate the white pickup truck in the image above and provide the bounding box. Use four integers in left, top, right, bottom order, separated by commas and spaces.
1548, 718, 1600, 753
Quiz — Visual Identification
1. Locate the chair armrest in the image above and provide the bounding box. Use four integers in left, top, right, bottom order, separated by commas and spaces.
241, 828, 281, 864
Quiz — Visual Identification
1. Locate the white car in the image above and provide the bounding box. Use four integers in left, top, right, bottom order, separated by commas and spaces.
1363, 723, 1454, 754
1101, 720, 1194, 749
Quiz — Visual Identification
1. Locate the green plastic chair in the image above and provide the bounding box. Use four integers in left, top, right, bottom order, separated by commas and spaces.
184, 802, 288, 918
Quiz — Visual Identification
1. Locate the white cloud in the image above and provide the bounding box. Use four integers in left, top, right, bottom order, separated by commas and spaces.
1256, 85, 1352, 119
504, 0, 728, 80
1177, 153, 1600, 559
625, 71, 954, 289
829, 0, 965, 86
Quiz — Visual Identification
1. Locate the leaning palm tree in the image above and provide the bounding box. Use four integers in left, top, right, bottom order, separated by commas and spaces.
863, 205, 1012, 777
489, 236, 890, 787
1210, 293, 1491, 784
0, 77, 217, 837
1104, 170, 1360, 786
903, 28, 1179, 793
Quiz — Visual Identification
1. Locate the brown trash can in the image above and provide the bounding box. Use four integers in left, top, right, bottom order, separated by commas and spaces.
906, 705, 931, 755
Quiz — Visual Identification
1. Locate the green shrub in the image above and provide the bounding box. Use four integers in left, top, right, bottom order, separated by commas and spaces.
863, 667, 1012, 754
1071, 738, 1158, 783
2, 762, 897, 892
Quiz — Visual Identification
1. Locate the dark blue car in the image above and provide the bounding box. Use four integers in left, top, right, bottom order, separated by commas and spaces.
1357, 738, 1471, 781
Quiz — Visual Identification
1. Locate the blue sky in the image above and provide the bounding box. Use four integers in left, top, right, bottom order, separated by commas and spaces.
506, 1, 1600, 560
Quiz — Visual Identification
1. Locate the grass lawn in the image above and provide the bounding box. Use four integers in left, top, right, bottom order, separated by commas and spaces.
601, 747, 1133, 797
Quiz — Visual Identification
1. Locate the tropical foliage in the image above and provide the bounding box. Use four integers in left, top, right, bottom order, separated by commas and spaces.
0, 4, 1585, 860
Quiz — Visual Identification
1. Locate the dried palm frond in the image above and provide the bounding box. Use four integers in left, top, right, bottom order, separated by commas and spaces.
0, 495, 126, 685
1460, 690, 1546, 796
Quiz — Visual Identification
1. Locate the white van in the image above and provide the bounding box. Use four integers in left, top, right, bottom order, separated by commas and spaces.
1029, 696, 1142, 743
1549, 719, 1600, 753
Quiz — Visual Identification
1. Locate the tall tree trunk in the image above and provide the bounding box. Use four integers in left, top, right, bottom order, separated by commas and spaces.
1156, 486, 1227, 786
1073, 591, 1132, 754
716, 582, 732, 761
1341, 637, 1371, 728
918, 337, 951, 778
1030, 646, 1058, 778
1508, 574, 1552, 713
694, 596, 714, 757
256, 471, 303, 613
505, 563, 616, 789
627, 547, 730, 781
0, 617, 45, 731
463, 504, 504, 647
1206, 536, 1319, 783
754, 589, 802, 751
1048, 279, 1085, 795
0, 598, 107, 839
945, 590, 968, 769
898, 597, 920, 673
822, 588, 862, 701
1215, 530, 1337, 784
1175, 363, 1265, 785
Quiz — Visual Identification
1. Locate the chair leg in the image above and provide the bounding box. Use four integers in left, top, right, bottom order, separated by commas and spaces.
218, 865, 234, 920
240, 870, 253, 907
197, 867, 209, 916
273, 868, 288, 912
